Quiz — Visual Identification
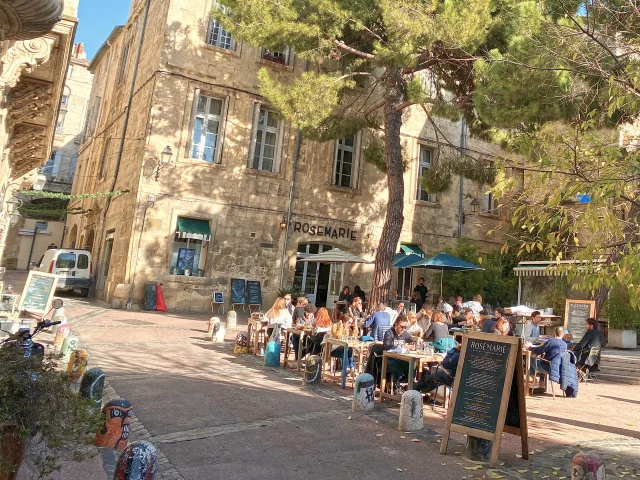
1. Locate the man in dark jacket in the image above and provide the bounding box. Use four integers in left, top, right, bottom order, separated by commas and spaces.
526, 326, 567, 382
413, 344, 462, 392
573, 318, 605, 367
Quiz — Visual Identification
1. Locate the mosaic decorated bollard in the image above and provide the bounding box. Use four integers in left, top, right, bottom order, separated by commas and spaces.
212, 322, 226, 343
465, 436, 493, 462
571, 453, 606, 480
264, 340, 281, 368
113, 441, 158, 480
66, 349, 89, 382
226, 310, 237, 329
60, 335, 79, 363
352, 373, 375, 411
95, 399, 132, 451
80, 368, 105, 411
303, 355, 322, 386
51, 309, 66, 336
234, 332, 249, 354
398, 390, 423, 432
53, 323, 71, 348
205, 317, 221, 340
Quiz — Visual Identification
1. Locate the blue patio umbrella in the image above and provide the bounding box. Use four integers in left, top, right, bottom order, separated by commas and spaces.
407, 253, 484, 296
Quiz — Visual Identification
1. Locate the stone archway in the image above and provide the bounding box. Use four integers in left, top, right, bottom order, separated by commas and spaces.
68, 224, 77, 248
85, 229, 95, 254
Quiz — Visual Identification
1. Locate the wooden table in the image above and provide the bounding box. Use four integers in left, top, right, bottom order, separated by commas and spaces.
379, 351, 444, 403
247, 319, 267, 354
322, 337, 372, 389
283, 327, 314, 370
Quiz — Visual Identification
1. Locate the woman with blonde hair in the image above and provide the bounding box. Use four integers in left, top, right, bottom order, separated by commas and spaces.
423, 311, 449, 341
330, 314, 358, 370
416, 306, 433, 333
406, 311, 424, 338
266, 297, 293, 338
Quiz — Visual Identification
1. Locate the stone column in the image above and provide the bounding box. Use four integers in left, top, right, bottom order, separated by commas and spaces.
352, 373, 375, 410
398, 390, 423, 431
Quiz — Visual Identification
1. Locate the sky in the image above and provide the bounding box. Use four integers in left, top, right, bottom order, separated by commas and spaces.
76, 0, 131, 59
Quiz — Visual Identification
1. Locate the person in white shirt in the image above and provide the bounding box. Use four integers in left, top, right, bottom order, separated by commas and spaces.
524, 310, 542, 343
462, 294, 483, 316
266, 297, 293, 338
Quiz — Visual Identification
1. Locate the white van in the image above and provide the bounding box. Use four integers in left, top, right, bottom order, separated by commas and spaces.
36, 249, 93, 297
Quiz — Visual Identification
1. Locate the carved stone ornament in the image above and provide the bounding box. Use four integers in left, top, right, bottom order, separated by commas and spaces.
0, 37, 54, 90
0, 0, 62, 41
9, 79, 51, 121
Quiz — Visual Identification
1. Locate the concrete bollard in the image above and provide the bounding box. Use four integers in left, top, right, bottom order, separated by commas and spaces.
80, 368, 105, 411
53, 323, 70, 347
212, 322, 226, 342
206, 317, 221, 338
226, 310, 237, 329
66, 349, 89, 382
303, 355, 322, 386
95, 399, 132, 451
60, 335, 79, 363
234, 332, 249, 354
571, 453, 606, 480
264, 340, 281, 367
352, 373, 375, 411
113, 441, 158, 480
465, 436, 493, 462
51, 309, 66, 336
398, 390, 424, 431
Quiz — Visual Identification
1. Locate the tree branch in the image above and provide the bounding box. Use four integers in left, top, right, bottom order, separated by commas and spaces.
334, 40, 375, 59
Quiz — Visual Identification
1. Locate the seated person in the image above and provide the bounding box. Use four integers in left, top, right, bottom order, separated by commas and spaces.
365, 303, 392, 341
330, 314, 359, 370
481, 308, 503, 333
301, 306, 332, 357
292, 303, 316, 359
383, 316, 416, 381
409, 291, 424, 312
452, 307, 474, 328
573, 318, 605, 367
524, 310, 542, 343
423, 311, 449, 341
493, 317, 513, 336
414, 344, 462, 393
266, 297, 293, 338
406, 311, 424, 338
416, 306, 433, 332
292, 297, 308, 327
462, 294, 483, 316
525, 326, 567, 382
349, 296, 367, 324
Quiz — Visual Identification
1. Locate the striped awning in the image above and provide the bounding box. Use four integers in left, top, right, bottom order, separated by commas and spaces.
177, 217, 211, 241
513, 260, 606, 277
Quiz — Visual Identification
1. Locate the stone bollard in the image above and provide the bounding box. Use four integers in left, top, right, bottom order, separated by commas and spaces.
53, 323, 70, 348
571, 453, 606, 480
60, 335, 79, 363
398, 390, 424, 432
303, 355, 322, 386
352, 373, 376, 411
206, 317, 221, 339
212, 322, 226, 342
51, 308, 66, 336
80, 368, 105, 411
95, 399, 132, 451
264, 340, 281, 367
234, 332, 249, 354
465, 436, 493, 462
66, 349, 89, 382
226, 310, 237, 329
113, 441, 158, 480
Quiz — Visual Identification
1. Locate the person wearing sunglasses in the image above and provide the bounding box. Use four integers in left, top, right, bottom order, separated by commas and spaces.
382, 316, 416, 388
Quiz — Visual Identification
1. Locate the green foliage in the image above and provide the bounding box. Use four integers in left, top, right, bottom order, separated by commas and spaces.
442, 239, 518, 307
362, 136, 410, 173
604, 284, 640, 330
0, 349, 101, 478
277, 287, 304, 302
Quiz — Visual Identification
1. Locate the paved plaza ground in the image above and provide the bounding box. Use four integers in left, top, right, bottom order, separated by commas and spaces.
4, 271, 639, 480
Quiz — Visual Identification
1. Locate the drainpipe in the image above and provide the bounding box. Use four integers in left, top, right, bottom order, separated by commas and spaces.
457, 117, 467, 239
279, 61, 309, 289
91, 0, 151, 294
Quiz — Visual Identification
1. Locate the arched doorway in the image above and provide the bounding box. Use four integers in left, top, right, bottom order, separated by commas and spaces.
293, 243, 344, 307
85, 229, 95, 254
68, 225, 78, 248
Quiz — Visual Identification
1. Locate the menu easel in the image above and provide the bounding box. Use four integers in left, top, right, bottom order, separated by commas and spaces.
440, 332, 528, 467
564, 299, 596, 341
18, 271, 59, 318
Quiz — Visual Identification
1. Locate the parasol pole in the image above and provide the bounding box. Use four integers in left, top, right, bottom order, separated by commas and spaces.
440, 267, 444, 298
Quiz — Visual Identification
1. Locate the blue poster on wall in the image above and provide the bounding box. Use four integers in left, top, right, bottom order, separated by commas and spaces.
177, 248, 195, 274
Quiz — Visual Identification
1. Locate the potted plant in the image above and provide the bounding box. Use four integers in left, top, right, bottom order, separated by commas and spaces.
603, 285, 640, 349
0, 348, 101, 479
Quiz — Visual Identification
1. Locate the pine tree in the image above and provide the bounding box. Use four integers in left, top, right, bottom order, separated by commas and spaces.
213, 0, 529, 304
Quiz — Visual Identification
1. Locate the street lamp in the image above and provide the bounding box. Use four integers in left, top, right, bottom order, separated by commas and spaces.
279, 214, 288, 231
5, 197, 21, 216
470, 198, 480, 214
153, 146, 173, 181
32, 173, 47, 191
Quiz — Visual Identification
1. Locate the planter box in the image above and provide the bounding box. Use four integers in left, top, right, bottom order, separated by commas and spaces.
608, 328, 638, 349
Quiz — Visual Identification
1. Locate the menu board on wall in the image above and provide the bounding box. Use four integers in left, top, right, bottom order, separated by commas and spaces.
246, 281, 262, 306
230, 278, 246, 305
440, 332, 528, 467
564, 299, 596, 341
19, 271, 59, 315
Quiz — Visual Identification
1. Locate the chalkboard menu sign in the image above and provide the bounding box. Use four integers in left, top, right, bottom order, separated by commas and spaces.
19, 271, 59, 315
230, 278, 246, 305
247, 281, 262, 306
441, 332, 528, 467
564, 299, 596, 341
451, 338, 511, 433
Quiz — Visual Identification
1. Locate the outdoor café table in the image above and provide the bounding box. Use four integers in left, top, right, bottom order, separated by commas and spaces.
379, 351, 443, 403
322, 337, 373, 389
248, 318, 268, 354
283, 327, 313, 370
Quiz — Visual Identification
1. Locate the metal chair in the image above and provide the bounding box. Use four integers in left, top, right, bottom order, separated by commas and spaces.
533, 357, 557, 399
578, 347, 601, 383
431, 365, 453, 409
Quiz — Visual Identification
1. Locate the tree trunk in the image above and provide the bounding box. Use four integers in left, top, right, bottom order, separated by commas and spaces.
369, 69, 406, 308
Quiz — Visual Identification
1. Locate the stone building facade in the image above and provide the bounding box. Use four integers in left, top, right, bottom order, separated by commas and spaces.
67, 0, 522, 311
0, 0, 78, 266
